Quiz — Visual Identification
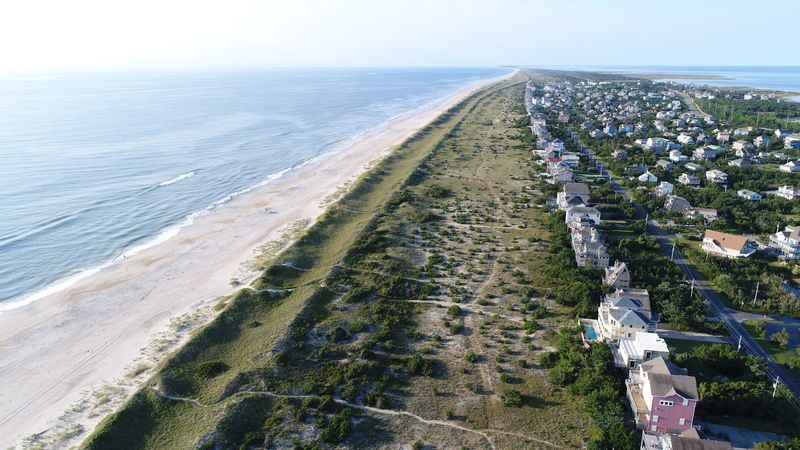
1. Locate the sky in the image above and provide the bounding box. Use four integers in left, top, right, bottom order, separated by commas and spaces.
1, 0, 797, 74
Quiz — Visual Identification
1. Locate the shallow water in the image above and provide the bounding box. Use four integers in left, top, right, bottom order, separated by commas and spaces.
0, 68, 509, 305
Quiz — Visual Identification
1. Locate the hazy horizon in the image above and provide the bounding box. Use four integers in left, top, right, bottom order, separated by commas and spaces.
2, 0, 798, 75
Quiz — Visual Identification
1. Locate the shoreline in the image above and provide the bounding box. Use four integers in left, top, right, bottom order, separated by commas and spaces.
0, 70, 513, 449
0, 78, 493, 313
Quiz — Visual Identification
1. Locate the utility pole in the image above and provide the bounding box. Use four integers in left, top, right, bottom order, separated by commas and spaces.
690, 278, 695, 298
737, 335, 742, 353
753, 281, 760, 306
671, 242, 676, 261
774, 376, 781, 398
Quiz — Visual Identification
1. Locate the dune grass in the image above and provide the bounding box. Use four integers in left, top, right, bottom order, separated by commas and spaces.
82, 76, 527, 450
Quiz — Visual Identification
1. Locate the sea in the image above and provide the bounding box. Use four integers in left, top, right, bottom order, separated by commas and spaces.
0, 68, 509, 308
548, 65, 800, 98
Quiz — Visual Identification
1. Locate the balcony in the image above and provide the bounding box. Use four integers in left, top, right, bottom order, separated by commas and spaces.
625, 378, 649, 429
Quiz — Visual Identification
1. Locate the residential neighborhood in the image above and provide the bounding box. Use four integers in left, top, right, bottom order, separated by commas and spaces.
525, 73, 800, 450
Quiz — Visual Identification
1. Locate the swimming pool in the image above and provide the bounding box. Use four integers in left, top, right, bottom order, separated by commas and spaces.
583, 323, 599, 342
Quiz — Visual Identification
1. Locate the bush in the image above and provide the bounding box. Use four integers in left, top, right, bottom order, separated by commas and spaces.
501, 389, 523, 407
447, 305, 462, 317
197, 361, 230, 379
321, 408, 352, 443
465, 351, 479, 363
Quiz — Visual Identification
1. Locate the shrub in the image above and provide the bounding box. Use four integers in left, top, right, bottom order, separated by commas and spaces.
501, 389, 523, 407
465, 351, 479, 363
447, 305, 462, 317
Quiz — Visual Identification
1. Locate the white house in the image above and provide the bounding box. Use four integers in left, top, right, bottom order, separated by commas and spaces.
615, 332, 670, 369
604, 261, 630, 290
565, 206, 601, 226
705, 169, 728, 184
668, 150, 688, 163
655, 182, 673, 197
702, 230, 757, 259
598, 288, 654, 342
770, 226, 800, 260
777, 185, 800, 200
737, 189, 762, 201
780, 161, 800, 173
692, 146, 717, 161
677, 173, 700, 187
638, 171, 658, 183
684, 162, 702, 172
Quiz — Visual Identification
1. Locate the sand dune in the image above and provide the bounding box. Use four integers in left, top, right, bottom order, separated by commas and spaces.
0, 71, 512, 449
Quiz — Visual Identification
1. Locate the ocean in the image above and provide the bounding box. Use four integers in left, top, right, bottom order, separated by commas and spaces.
0, 68, 509, 307
546, 65, 800, 95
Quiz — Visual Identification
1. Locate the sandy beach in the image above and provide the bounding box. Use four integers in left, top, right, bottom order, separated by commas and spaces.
0, 71, 511, 449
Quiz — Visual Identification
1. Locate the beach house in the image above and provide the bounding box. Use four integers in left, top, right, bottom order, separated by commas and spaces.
770, 226, 800, 260
655, 182, 673, 197
571, 224, 610, 268
677, 173, 700, 187
777, 185, 800, 200
780, 161, 800, 173
603, 261, 630, 289
557, 182, 591, 210
626, 357, 699, 434
702, 230, 757, 259
736, 189, 762, 201
565, 205, 601, 226
705, 169, 728, 184
614, 332, 670, 369
668, 150, 688, 163
641, 429, 732, 450
597, 288, 654, 342
638, 171, 658, 183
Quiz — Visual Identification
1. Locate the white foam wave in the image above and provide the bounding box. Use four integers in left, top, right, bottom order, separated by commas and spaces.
157, 171, 195, 187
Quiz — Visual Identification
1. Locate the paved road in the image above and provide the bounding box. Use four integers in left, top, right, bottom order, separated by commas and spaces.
571, 130, 800, 401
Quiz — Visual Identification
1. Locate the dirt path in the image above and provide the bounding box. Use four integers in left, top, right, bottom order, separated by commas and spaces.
151, 387, 561, 449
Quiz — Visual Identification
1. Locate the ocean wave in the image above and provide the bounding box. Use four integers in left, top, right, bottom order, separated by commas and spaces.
0, 164, 299, 313
157, 171, 196, 187
0, 213, 79, 250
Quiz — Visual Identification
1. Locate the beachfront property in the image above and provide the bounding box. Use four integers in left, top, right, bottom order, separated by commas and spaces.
693, 208, 719, 223
565, 205, 601, 226
736, 189, 761, 201
785, 135, 800, 150
780, 161, 800, 173
663, 195, 692, 215
597, 288, 654, 342
571, 222, 610, 268
705, 169, 728, 184
777, 185, 800, 200
638, 171, 658, 183
754, 135, 771, 148
557, 182, 591, 210
640, 429, 732, 450
655, 160, 673, 172
702, 230, 757, 259
655, 181, 673, 197
727, 158, 751, 168
684, 162, 701, 172
612, 148, 628, 160
692, 146, 716, 161
614, 331, 670, 369
626, 357, 699, 434
770, 225, 800, 260
677, 173, 700, 187
668, 150, 688, 163
604, 260, 630, 289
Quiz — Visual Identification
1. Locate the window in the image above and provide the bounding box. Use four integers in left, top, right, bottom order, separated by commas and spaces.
659, 400, 674, 407
679, 418, 686, 426
682, 398, 689, 406
652, 415, 659, 423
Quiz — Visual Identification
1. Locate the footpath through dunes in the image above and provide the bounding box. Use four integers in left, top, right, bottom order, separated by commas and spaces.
83, 72, 587, 449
